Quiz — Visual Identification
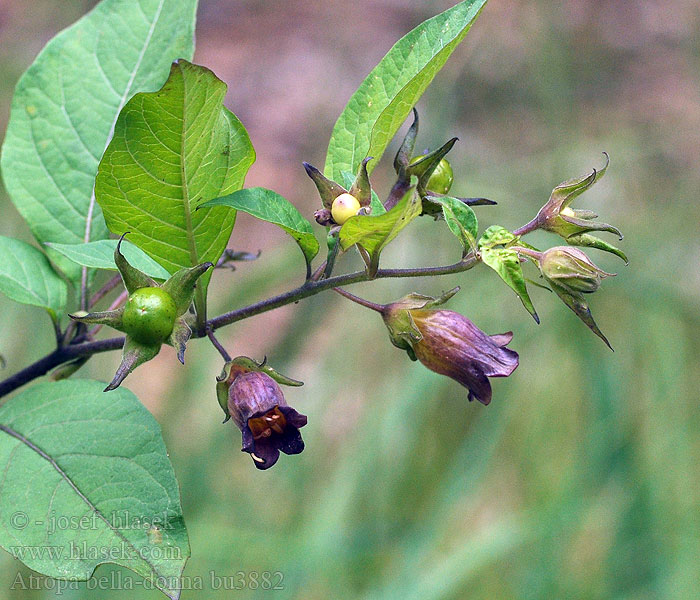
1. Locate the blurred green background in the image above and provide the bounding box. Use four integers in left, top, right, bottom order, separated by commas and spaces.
1, 1, 699, 598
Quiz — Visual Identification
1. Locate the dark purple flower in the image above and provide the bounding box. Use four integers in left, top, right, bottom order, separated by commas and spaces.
377, 289, 518, 405
402, 309, 518, 405
227, 371, 307, 470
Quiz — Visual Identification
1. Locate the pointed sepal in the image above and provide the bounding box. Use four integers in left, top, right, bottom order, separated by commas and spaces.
168, 317, 192, 364
409, 138, 458, 193
549, 282, 613, 350
565, 233, 629, 264
161, 262, 213, 315
348, 157, 373, 207
546, 152, 609, 214
68, 307, 125, 330
303, 162, 348, 209
394, 108, 419, 176
115, 234, 156, 294
104, 338, 161, 391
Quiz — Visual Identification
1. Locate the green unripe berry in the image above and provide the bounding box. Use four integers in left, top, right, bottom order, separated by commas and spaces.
331, 193, 361, 225
412, 155, 454, 195
122, 287, 177, 346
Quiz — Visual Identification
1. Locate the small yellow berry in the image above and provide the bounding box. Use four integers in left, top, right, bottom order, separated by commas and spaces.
331, 193, 362, 225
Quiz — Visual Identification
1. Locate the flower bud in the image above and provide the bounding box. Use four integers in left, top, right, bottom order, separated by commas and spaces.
539, 247, 614, 295
531, 153, 627, 263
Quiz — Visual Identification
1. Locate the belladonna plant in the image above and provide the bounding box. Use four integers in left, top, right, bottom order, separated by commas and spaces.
0, 0, 630, 594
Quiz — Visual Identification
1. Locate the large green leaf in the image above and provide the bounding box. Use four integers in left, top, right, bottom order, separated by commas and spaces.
48, 239, 171, 280
201, 188, 319, 278
339, 187, 422, 276
0, 236, 67, 322
324, 0, 488, 181
0, 0, 198, 282
0, 380, 189, 600
95, 60, 256, 309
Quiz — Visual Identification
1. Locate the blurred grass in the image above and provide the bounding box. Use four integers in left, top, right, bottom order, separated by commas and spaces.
1, 0, 699, 598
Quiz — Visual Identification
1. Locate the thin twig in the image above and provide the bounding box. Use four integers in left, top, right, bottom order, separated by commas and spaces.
208, 253, 479, 330
89, 274, 122, 308
206, 327, 231, 362
0, 337, 124, 401
333, 287, 384, 312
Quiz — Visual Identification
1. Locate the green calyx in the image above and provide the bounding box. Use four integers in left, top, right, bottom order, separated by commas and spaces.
70, 235, 212, 390
216, 356, 303, 421
535, 153, 628, 263
381, 287, 460, 359
305, 157, 374, 226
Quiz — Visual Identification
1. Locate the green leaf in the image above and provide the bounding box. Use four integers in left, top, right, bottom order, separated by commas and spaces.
324, 0, 488, 181
478, 229, 539, 324
0, 0, 198, 282
478, 225, 516, 249
565, 233, 628, 264
95, 60, 256, 307
431, 196, 478, 256
339, 186, 422, 277
0, 380, 189, 600
549, 282, 612, 350
201, 188, 319, 277
47, 240, 171, 280
0, 236, 66, 321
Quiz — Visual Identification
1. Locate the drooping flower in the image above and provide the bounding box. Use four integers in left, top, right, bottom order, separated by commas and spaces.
335, 287, 518, 405
216, 357, 307, 470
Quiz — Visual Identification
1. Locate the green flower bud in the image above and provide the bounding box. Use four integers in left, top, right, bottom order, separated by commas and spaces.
539, 246, 615, 295
531, 154, 627, 263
